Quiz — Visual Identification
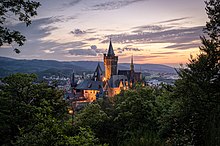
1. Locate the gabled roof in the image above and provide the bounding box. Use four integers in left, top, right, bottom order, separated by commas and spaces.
106, 75, 128, 88
76, 79, 103, 90
92, 63, 103, 81
118, 70, 131, 80
107, 39, 115, 56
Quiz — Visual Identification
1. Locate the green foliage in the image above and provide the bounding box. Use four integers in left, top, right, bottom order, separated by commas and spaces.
74, 103, 112, 144
75, 103, 109, 128
74, 86, 169, 146
0, 73, 103, 146
0, 0, 40, 52
159, 0, 220, 145
15, 124, 104, 146
114, 87, 159, 140
65, 127, 107, 146
14, 117, 66, 146
0, 73, 67, 145
120, 131, 166, 146
204, 0, 220, 41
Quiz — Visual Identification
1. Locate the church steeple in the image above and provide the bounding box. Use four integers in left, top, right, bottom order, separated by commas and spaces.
107, 38, 115, 56
104, 39, 118, 80
130, 55, 134, 71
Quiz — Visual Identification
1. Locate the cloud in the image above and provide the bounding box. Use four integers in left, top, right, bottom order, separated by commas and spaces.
157, 17, 190, 24
90, 45, 106, 54
91, 45, 97, 50
70, 28, 96, 36
117, 46, 142, 53
0, 17, 62, 56
132, 25, 172, 33
0, 16, 91, 58
69, 49, 97, 56
102, 26, 203, 50
62, 0, 82, 7
121, 55, 166, 62
151, 52, 177, 55
61, 41, 88, 49
68, 45, 105, 56
70, 29, 86, 35
91, 0, 146, 11
43, 49, 55, 54
7, 17, 63, 42
85, 37, 100, 41
62, 15, 77, 22
165, 43, 200, 50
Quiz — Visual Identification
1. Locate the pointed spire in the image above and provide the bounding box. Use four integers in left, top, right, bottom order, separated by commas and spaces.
130, 55, 134, 71
95, 62, 103, 74
107, 38, 115, 56
93, 62, 103, 81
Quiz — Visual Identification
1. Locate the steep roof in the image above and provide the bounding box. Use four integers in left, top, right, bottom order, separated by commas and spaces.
107, 39, 115, 56
107, 75, 128, 88
95, 63, 103, 75
118, 70, 131, 80
92, 63, 103, 81
76, 79, 103, 90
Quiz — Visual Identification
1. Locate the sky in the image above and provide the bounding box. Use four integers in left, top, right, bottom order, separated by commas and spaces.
0, 0, 208, 66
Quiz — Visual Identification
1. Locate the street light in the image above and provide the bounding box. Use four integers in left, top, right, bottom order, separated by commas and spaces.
68, 109, 74, 125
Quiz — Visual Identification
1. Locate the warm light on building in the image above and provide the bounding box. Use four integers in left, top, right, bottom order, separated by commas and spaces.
83, 90, 99, 102
68, 109, 74, 114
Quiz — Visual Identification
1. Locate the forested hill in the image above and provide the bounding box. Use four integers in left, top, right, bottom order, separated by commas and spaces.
0, 56, 177, 78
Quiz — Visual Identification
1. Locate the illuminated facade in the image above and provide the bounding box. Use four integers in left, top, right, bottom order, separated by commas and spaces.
71, 40, 143, 100
103, 40, 142, 97
104, 40, 118, 80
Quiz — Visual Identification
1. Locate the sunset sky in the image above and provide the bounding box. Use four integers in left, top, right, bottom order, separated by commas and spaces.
0, 0, 208, 66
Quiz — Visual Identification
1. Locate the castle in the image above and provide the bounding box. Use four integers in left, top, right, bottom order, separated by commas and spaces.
70, 40, 142, 101
103, 39, 142, 97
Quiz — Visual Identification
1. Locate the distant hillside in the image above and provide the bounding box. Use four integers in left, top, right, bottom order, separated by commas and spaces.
0, 56, 177, 78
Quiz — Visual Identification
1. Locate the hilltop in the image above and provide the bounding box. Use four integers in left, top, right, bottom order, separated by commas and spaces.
0, 56, 177, 78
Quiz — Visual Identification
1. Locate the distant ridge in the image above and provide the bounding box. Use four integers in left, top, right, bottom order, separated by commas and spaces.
0, 56, 177, 78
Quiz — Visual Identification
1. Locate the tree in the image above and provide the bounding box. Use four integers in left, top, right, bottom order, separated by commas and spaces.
0, 0, 40, 53
204, 0, 220, 42
0, 73, 67, 145
74, 103, 111, 144
163, 0, 220, 145
110, 87, 163, 145
0, 73, 105, 146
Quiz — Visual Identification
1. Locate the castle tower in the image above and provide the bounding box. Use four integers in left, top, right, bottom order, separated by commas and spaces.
104, 39, 118, 80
